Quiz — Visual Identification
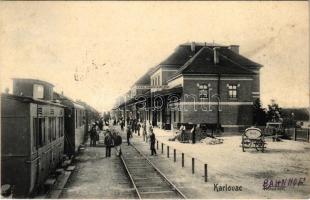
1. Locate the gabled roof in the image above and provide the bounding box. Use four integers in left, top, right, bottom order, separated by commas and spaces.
173, 47, 255, 77
159, 44, 203, 66
218, 48, 262, 69
133, 67, 155, 85
150, 42, 223, 75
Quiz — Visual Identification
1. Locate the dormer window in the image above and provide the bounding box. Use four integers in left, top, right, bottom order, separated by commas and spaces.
33, 84, 44, 99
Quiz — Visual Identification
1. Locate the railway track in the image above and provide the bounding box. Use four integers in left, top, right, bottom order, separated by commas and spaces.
120, 143, 187, 199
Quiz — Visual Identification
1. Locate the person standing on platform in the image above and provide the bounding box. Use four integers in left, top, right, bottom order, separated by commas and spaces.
150, 129, 157, 156
114, 132, 122, 156
142, 121, 147, 141
89, 124, 97, 147
126, 125, 132, 146
136, 122, 141, 136
147, 122, 153, 142
132, 119, 136, 133
191, 124, 197, 144
180, 124, 186, 142
120, 120, 124, 131
104, 131, 113, 157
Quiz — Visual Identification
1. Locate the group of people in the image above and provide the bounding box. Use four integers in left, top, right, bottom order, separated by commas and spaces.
89, 117, 157, 157
104, 129, 122, 157
89, 119, 123, 157
125, 119, 157, 156
89, 123, 100, 147
169, 124, 199, 143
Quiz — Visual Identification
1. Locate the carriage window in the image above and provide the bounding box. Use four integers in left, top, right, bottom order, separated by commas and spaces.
58, 117, 64, 137
48, 118, 52, 142
33, 118, 37, 149
228, 84, 238, 98
53, 117, 57, 140
75, 110, 78, 128
33, 84, 44, 99
49, 117, 56, 141
198, 84, 209, 99
79, 110, 82, 126
33, 118, 45, 147
39, 118, 45, 146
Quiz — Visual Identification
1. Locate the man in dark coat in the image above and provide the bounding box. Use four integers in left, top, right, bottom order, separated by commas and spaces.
191, 124, 197, 144
104, 131, 113, 157
113, 132, 122, 156
120, 120, 124, 131
89, 125, 97, 147
136, 122, 141, 136
150, 130, 157, 156
126, 125, 132, 146
98, 119, 104, 131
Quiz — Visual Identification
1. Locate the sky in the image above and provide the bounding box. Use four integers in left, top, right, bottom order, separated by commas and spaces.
0, 1, 309, 112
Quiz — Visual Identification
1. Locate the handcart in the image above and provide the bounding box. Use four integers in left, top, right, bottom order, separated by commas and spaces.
241, 127, 266, 152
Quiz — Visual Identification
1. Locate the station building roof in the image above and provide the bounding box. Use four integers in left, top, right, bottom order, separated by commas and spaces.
173, 46, 256, 77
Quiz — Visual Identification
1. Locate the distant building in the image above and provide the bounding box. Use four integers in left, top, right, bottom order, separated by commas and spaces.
114, 42, 262, 132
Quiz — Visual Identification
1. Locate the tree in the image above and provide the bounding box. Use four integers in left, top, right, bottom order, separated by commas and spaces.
266, 99, 283, 122
253, 98, 267, 126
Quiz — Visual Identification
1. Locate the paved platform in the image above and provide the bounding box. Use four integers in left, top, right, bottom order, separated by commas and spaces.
119, 125, 310, 198
59, 133, 136, 199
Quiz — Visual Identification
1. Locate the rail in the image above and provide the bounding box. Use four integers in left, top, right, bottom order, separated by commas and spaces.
120, 154, 142, 199
119, 142, 187, 199
130, 143, 187, 199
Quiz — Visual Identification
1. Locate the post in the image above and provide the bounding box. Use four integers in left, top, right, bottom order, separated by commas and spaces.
174, 149, 176, 162
204, 164, 208, 182
161, 143, 163, 154
294, 128, 297, 141
182, 153, 184, 168
157, 141, 158, 149
192, 158, 195, 174
308, 129, 310, 143
167, 146, 169, 158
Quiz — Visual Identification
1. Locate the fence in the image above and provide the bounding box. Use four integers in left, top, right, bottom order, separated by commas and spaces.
284, 128, 310, 142
154, 139, 209, 182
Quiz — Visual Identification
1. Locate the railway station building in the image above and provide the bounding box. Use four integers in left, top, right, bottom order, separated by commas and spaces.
113, 42, 262, 132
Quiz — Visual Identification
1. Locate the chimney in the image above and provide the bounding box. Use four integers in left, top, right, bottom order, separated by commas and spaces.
191, 42, 195, 52
213, 47, 219, 64
229, 45, 239, 54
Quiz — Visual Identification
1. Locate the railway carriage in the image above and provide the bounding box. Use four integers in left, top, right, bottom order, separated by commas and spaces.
53, 93, 87, 156
1, 79, 65, 197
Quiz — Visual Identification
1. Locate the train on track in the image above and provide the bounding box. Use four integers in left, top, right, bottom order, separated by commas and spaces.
1, 78, 99, 197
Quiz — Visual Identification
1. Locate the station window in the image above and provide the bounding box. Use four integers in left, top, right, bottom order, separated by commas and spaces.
228, 84, 238, 98
198, 84, 209, 99
173, 110, 176, 123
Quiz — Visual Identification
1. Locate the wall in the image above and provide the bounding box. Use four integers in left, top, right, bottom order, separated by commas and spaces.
178, 74, 256, 132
